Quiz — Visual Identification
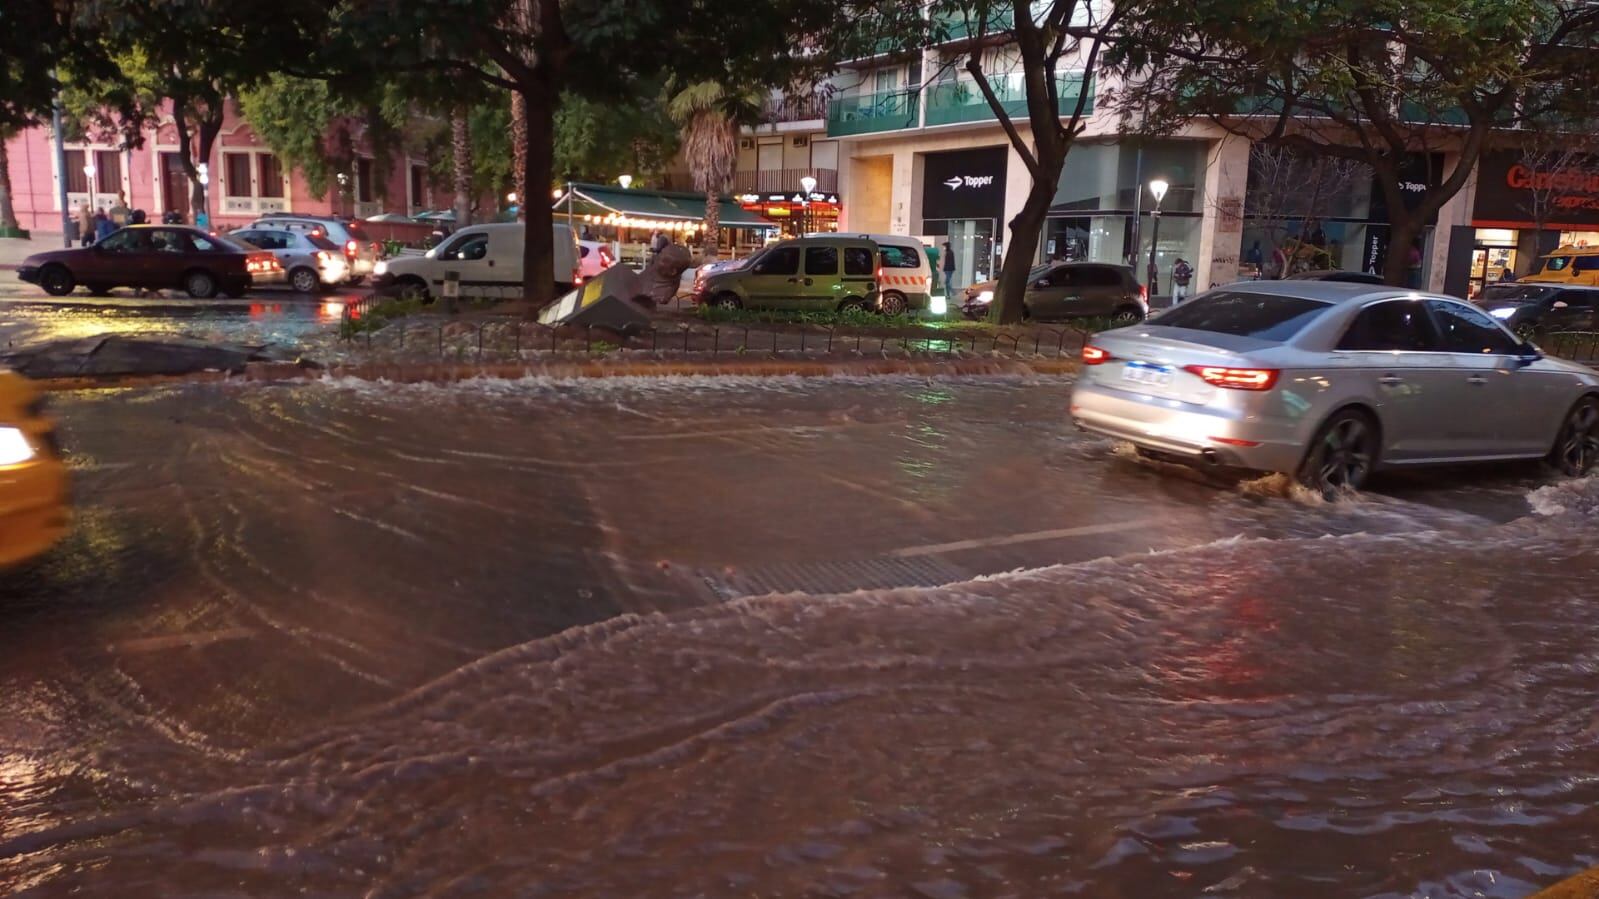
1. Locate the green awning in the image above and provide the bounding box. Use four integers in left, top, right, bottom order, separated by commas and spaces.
555, 183, 777, 231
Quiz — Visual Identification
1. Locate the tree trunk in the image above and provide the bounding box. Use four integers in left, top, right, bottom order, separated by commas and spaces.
451, 107, 473, 227
511, 90, 528, 214
989, 177, 1055, 325
1382, 214, 1422, 288
0, 137, 17, 231
702, 192, 722, 260
520, 81, 559, 309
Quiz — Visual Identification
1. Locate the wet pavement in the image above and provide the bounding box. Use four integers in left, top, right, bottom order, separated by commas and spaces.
3, 374, 1598, 896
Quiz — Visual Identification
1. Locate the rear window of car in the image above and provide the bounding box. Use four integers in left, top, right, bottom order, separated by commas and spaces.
1152, 290, 1332, 341
307, 235, 341, 251
879, 245, 922, 269
1073, 266, 1124, 287
342, 221, 371, 240
210, 234, 257, 253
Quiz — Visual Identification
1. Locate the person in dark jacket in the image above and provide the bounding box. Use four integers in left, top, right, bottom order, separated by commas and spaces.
941, 241, 956, 298
93, 210, 114, 242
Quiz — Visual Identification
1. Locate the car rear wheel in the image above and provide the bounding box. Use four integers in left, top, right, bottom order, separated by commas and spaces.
838, 297, 869, 313
184, 270, 218, 299
1111, 305, 1144, 326
289, 267, 320, 294
1547, 396, 1599, 477
1298, 409, 1379, 499
710, 292, 742, 309
39, 265, 75, 297
878, 291, 908, 315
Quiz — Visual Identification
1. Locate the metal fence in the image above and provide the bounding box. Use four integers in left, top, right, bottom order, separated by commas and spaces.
1539, 331, 1599, 362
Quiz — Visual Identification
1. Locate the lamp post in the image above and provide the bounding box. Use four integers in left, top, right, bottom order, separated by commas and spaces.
197, 162, 210, 228
800, 174, 817, 235
83, 162, 97, 222
1146, 178, 1169, 297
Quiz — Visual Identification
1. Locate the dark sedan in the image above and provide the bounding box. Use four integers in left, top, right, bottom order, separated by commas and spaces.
1474, 283, 1599, 338
17, 226, 284, 299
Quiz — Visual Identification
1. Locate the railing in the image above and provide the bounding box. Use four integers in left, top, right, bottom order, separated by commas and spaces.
826, 90, 922, 136
925, 71, 1092, 126
931, 6, 1011, 39
1537, 330, 1599, 362
761, 94, 830, 124
733, 169, 839, 195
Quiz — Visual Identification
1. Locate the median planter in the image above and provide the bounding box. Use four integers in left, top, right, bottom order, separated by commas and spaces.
0, 227, 29, 239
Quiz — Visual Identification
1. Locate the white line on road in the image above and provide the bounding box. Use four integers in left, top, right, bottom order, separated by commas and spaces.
887, 518, 1161, 558
108, 627, 257, 655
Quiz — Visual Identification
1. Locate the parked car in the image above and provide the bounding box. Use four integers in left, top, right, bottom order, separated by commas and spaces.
694, 236, 883, 312
0, 367, 69, 570
372, 222, 579, 301
17, 226, 283, 298
1285, 269, 1385, 284
578, 240, 615, 283
961, 262, 1146, 323
1070, 283, 1599, 497
808, 232, 935, 315
246, 214, 380, 284
1522, 245, 1599, 287
231, 227, 351, 293
1474, 283, 1599, 338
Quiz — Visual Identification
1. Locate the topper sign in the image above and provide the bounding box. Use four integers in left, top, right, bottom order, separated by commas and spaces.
922, 147, 1008, 220
944, 175, 996, 191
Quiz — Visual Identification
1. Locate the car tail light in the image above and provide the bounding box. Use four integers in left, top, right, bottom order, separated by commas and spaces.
316, 250, 332, 264
344, 239, 358, 258
1082, 345, 1112, 365
599, 246, 614, 268
1184, 365, 1280, 391
1139, 284, 1149, 303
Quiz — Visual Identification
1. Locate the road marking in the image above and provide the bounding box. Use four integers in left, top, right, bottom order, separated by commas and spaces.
887, 518, 1160, 558
108, 627, 256, 655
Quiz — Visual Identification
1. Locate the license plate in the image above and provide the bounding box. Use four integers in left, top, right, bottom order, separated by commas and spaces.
1122, 361, 1173, 386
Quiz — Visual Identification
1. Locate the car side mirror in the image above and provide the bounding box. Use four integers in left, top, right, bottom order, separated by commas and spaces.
1033, 278, 1050, 288
1553, 301, 1570, 309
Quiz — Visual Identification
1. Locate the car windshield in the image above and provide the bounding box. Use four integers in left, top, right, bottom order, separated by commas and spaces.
1151, 290, 1332, 341
210, 233, 257, 253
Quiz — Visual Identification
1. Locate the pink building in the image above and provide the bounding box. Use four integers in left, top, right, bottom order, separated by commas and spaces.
3, 102, 442, 236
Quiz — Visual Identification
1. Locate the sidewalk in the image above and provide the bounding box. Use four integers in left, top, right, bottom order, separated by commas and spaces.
0, 235, 64, 271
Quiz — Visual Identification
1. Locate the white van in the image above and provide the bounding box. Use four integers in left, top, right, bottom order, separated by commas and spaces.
808, 231, 937, 315
373, 222, 579, 301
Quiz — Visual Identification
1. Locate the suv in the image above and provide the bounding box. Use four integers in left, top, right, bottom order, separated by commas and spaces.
961, 262, 1146, 323
808, 232, 933, 315
1523, 246, 1599, 287
246, 214, 380, 284
695, 236, 883, 312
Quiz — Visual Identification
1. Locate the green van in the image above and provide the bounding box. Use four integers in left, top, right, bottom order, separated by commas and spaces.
693, 236, 882, 312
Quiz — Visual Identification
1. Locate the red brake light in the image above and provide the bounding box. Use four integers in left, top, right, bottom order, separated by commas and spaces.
1184, 365, 1280, 391
1140, 284, 1149, 302
345, 239, 358, 258
1082, 345, 1112, 365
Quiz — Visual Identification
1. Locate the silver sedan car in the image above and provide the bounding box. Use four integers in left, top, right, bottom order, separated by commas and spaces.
1070, 282, 1599, 496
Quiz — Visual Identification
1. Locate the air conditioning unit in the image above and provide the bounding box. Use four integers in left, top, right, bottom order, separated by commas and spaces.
792, 135, 810, 148
739, 138, 755, 150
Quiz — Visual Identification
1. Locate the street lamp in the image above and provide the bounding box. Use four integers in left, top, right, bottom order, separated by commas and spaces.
618, 174, 633, 190
83, 162, 97, 219
506, 191, 518, 204
799, 175, 817, 235
196, 162, 211, 228
1146, 178, 1169, 296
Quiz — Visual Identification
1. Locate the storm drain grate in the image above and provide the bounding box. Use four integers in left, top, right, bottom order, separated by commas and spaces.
704, 555, 974, 600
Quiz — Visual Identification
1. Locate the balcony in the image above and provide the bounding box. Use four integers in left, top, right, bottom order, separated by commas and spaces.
924, 71, 1092, 127
826, 90, 921, 137
761, 94, 830, 125
931, 6, 1011, 40
734, 169, 839, 195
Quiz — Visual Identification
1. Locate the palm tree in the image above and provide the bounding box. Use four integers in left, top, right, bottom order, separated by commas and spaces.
667, 80, 762, 261
451, 107, 473, 227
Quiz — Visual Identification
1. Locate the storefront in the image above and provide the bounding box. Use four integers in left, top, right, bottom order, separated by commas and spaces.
554, 183, 779, 265
1448, 150, 1599, 297
737, 191, 841, 237
919, 147, 1008, 291
1043, 139, 1208, 293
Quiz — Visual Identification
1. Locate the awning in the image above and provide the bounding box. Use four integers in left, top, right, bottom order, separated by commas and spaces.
554, 183, 778, 231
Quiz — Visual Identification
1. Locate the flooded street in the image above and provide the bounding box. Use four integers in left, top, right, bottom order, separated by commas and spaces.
3, 375, 1597, 896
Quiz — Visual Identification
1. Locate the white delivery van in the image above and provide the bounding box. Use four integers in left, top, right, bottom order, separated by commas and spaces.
808, 231, 936, 315
373, 222, 579, 301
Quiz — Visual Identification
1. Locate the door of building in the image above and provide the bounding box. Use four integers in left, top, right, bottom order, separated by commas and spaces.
160, 153, 188, 219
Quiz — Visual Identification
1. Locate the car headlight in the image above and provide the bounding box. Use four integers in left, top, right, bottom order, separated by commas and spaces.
1489, 306, 1517, 319
373, 260, 388, 276
977, 290, 994, 302
0, 426, 36, 466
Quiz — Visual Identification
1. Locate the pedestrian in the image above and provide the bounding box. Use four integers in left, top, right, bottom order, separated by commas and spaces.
109, 192, 131, 228
1268, 243, 1289, 279
1500, 266, 1516, 283
1245, 240, 1263, 269
130, 208, 147, 225
1171, 258, 1194, 302
93, 209, 114, 243
76, 203, 94, 246
941, 241, 955, 298
1405, 240, 1423, 289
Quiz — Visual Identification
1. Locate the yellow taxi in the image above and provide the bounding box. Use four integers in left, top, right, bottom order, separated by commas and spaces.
0, 368, 69, 569
1522, 246, 1599, 286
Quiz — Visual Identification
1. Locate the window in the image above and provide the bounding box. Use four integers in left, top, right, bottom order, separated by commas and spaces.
1075, 265, 1125, 287
1543, 255, 1573, 273
1574, 256, 1599, 273
440, 233, 489, 261
804, 245, 839, 275
1556, 290, 1599, 310
844, 247, 875, 276
356, 158, 375, 203
224, 153, 253, 198
752, 246, 800, 276
97, 229, 144, 252
879, 245, 921, 269
258, 154, 285, 198
240, 231, 286, 250
64, 150, 88, 193
233, 230, 263, 247
1338, 301, 1440, 351
409, 164, 426, 207
149, 229, 189, 253
191, 235, 220, 252
1427, 300, 1520, 354
94, 150, 119, 194
1156, 291, 1332, 341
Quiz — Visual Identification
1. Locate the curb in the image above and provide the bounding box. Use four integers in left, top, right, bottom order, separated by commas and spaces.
1532, 868, 1599, 898
33, 356, 1078, 391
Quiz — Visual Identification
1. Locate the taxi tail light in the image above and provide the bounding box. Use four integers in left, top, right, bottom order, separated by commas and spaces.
1082, 345, 1113, 365
1184, 365, 1280, 391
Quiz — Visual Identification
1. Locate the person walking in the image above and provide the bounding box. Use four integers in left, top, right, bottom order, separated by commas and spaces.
76, 203, 94, 246
1171, 258, 1194, 303
941, 241, 955, 299
109, 192, 131, 228
94, 209, 114, 243
1405, 240, 1424, 289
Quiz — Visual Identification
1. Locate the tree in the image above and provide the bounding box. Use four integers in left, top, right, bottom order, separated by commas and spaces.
553, 93, 678, 185
668, 80, 763, 260
1112, 0, 1599, 286
1245, 144, 1369, 276
920, 0, 1121, 323
452, 108, 475, 226
238, 75, 412, 201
